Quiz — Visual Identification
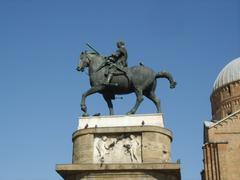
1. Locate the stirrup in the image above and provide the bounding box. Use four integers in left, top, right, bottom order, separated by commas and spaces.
103, 82, 118, 87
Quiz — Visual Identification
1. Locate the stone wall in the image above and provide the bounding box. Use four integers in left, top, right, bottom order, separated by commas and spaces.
202, 112, 240, 180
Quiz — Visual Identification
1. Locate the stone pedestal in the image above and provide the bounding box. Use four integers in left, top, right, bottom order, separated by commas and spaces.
56, 114, 181, 180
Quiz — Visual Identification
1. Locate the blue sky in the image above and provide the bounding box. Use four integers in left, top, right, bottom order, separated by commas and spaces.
1, 1, 240, 180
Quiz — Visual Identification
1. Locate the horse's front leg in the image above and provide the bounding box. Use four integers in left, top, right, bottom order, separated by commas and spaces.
81, 86, 104, 116
127, 88, 143, 115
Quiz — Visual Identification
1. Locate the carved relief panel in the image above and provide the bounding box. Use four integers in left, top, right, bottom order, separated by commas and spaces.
93, 134, 142, 163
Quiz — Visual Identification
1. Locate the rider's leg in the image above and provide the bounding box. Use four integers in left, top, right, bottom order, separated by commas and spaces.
104, 73, 118, 86
106, 73, 113, 84
104, 67, 109, 76
103, 73, 112, 85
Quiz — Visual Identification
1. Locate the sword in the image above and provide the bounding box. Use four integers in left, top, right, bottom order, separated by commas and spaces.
86, 43, 100, 55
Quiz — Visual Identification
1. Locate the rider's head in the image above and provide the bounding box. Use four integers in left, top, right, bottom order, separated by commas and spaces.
117, 41, 125, 48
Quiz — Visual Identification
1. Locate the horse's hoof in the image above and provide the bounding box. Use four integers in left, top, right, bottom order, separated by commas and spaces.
170, 81, 177, 89
81, 104, 87, 111
82, 113, 89, 117
93, 113, 101, 116
126, 111, 134, 115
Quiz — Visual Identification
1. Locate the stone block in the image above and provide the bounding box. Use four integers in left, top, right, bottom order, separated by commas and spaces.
56, 163, 181, 180
77, 113, 164, 130
72, 126, 172, 164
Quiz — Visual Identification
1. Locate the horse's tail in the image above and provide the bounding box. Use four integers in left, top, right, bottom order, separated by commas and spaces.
155, 71, 177, 89
155, 71, 169, 79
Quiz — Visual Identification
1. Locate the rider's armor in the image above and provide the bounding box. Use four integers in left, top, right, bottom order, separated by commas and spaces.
105, 41, 128, 86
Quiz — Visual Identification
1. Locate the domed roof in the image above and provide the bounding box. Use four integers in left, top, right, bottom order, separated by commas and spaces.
213, 57, 240, 91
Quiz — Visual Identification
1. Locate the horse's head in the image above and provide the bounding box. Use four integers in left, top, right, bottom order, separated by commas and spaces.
76, 51, 90, 72
76, 51, 104, 73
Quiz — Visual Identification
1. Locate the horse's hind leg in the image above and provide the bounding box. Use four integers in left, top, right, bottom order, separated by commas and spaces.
81, 86, 104, 116
127, 88, 143, 115
145, 91, 161, 113
103, 94, 114, 115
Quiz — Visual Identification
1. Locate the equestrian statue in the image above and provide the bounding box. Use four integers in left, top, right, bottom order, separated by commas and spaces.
76, 41, 176, 116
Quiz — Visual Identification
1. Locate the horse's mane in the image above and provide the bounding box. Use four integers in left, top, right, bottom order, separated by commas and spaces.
86, 51, 106, 60
86, 51, 99, 55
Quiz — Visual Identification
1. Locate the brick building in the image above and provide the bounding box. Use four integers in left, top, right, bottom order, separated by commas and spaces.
201, 57, 240, 180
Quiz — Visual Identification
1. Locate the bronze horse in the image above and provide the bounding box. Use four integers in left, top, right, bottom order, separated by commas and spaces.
76, 51, 176, 116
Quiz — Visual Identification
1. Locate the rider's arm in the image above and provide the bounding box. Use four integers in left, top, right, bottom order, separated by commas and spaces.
110, 50, 121, 62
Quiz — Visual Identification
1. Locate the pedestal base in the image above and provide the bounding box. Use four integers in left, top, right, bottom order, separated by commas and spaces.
56, 114, 181, 180
56, 163, 181, 180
